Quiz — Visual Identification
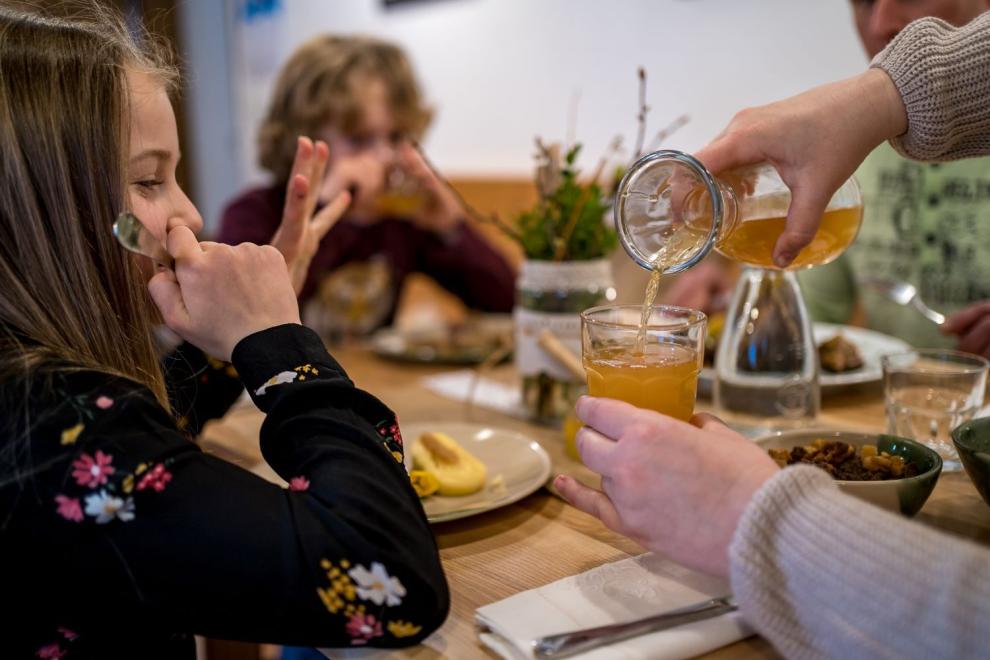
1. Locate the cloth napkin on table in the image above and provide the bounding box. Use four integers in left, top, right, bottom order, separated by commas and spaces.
475, 553, 752, 660
422, 370, 530, 419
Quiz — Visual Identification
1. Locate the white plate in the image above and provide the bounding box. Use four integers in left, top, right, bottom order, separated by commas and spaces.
701, 323, 911, 389
402, 422, 552, 523
370, 316, 514, 365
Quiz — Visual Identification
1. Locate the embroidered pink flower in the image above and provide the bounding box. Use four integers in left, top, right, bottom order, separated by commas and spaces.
95, 396, 114, 409
288, 476, 310, 492
54, 495, 83, 522
36, 643, 66, 659
57, 627, 78, 641
346, 613, 383, 645
136, 463, 172, 493
377, 421, 403, 446
71, 450, 115, 488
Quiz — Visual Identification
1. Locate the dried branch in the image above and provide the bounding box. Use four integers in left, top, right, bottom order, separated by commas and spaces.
412, 142, 523, 242
590, 134, 624, 186
633, 67, 650, 159
553, 184, 593, 261
565, 89, 581, 153
646, 114, 690, 152
534, 137, 562, 200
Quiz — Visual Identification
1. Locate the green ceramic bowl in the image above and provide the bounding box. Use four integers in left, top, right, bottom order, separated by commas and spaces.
951, 418, 990, 507
756, 430, 942, 517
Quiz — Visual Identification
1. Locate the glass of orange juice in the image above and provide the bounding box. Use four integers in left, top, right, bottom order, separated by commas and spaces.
580, 305, 706, 420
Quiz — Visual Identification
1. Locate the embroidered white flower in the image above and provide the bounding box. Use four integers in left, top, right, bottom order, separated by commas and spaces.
348, 562, 406, 606
255, 370, 298, 396
84, 490, 135, 524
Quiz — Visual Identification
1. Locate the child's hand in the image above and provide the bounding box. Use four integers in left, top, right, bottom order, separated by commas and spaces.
270, 137, 350, 294
148, 226, 301, 361
397, 142, 463, 236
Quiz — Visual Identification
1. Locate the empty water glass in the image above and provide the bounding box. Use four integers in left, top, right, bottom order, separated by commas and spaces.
882, 350, 988, 471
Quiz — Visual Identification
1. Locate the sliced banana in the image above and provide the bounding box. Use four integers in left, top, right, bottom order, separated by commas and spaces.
411, 432, 487, 496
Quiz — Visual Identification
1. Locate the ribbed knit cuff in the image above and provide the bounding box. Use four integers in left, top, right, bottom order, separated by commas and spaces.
871, 12, 990, 161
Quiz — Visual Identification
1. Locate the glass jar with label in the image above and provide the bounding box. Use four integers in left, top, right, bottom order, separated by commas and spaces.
514, 259, 615, 423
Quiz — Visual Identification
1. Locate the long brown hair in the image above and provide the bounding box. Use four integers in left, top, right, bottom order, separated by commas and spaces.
0, 3, 178, 407
258, 34, 433, 183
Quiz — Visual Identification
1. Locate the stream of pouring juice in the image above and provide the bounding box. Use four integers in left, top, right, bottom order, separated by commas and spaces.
583, 235, 704, 422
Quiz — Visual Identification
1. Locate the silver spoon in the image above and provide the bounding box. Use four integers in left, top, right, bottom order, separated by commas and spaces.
112, 212, 173, 268
860, 278, 946, 325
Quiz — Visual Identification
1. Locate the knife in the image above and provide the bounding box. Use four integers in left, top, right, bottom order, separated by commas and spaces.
531, 595, 737, 658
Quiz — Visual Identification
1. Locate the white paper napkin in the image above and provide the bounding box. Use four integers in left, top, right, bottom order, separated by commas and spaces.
422, 370, 530, 419
475, 553, 752, 660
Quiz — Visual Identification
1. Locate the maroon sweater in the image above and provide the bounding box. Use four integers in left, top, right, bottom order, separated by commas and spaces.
217, 185, 516, 323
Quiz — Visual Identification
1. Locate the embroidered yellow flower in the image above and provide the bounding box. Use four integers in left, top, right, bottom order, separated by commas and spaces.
387, 621, 422, 638
343, 602, 366, 617
60, 423, 84, 446
122, 474, 135, 494
317, 559, 358, 614
318, 587, 345, 614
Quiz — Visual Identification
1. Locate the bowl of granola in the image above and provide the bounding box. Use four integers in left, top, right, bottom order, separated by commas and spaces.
755, 430, 942, 516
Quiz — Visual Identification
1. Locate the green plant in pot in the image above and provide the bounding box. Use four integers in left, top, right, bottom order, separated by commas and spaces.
511, 141, 618, 422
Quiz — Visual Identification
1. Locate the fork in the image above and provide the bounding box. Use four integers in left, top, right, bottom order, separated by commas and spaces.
531, 595, 737, 658
860, 278, 946, 325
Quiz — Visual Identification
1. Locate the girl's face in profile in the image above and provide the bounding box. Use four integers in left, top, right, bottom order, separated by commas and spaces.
126, 70, 203, 269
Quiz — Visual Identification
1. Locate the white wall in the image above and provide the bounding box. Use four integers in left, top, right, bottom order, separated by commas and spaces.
198, 0, 867, 227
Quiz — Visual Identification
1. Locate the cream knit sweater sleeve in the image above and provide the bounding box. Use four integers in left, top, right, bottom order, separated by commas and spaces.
872, 11, 990, 161
729, 466, 990, 658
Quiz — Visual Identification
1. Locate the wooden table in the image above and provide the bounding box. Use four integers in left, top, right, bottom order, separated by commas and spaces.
200, 348, 990, 659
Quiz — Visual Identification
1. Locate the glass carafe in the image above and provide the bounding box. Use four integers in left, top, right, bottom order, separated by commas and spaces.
614, 150, 862, 433
614, 150, 862, 273
715, 268, 819, 432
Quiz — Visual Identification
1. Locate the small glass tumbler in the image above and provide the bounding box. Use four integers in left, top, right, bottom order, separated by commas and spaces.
882, 349, 989, 472
581, 304, 706, 421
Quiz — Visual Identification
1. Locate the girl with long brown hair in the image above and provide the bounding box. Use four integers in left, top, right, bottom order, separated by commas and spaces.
0, 5, 448, 657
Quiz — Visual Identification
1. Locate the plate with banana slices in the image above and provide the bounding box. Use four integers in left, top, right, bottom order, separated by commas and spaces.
402, 422, 552, 523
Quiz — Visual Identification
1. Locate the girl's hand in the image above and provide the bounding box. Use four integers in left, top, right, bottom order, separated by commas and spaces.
148, 226, 301, 361
270, 137, 351, 294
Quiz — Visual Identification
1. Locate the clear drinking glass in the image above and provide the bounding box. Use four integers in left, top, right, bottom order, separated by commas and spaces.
580, 305, 706, 421
374, 164, 427, 216
883, 350, 989, 472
